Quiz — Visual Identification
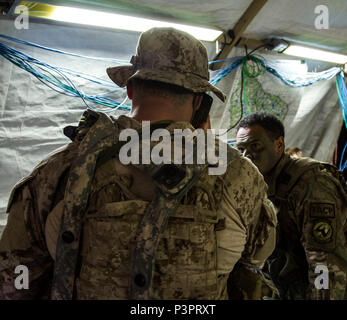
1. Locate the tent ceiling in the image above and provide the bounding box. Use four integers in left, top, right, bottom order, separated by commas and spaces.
37, 0, 347, 55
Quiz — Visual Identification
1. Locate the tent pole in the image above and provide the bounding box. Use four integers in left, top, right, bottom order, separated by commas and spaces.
211, 0, 268, 70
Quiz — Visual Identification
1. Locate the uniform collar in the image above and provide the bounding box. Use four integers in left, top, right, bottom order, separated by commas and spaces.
116, 115, 142, 131
265, 153, 292, 197
115, 115, 194, 132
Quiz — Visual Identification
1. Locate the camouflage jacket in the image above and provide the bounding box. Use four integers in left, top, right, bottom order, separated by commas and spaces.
263, 154, 347, 300
0, 112, 276, 299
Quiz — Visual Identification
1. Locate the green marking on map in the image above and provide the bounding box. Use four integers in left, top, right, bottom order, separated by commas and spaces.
230, 76, 288, 127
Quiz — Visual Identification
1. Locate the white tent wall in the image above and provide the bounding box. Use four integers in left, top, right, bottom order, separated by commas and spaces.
0, 17, 343, 235
0, 18, 140, 231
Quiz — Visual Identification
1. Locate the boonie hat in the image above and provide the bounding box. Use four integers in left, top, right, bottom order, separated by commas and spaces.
107, 27, 226, 102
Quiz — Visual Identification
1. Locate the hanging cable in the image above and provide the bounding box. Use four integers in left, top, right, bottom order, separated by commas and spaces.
336, 72, 347, 129
0, 34, 128, 64
339, 142, 347, 171
0, 40, 130, 112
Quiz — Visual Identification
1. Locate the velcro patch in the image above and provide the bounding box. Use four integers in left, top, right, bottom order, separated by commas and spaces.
312, 220, 333, 243
309, 203, 335, 218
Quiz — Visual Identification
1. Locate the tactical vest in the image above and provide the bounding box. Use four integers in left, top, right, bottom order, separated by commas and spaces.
263, 156, 347, 299
44, 110, 236, 300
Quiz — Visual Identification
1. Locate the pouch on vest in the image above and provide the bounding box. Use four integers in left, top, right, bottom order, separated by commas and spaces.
75, 199, 219, 299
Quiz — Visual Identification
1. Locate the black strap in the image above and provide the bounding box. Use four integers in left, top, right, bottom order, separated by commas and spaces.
129, 163, 208, 299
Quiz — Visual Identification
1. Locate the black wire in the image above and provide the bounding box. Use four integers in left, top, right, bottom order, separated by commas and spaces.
248, 44, 269, 56
213, 32, 234, 62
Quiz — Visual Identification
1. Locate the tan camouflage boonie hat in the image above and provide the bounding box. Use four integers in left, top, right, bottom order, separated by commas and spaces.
107, 27, 226, 102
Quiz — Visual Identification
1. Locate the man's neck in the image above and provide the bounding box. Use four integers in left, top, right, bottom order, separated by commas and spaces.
129, 96, 193, 123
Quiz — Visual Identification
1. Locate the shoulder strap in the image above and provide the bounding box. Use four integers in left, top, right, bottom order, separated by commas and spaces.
51, 112, 118, 299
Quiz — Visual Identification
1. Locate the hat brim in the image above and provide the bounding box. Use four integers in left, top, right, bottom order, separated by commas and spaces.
107, 66, 226, 102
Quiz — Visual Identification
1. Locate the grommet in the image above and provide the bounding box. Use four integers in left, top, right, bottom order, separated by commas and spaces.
134, 273, 146, 287
61, 231, 75, 243
153, 164, 186, 189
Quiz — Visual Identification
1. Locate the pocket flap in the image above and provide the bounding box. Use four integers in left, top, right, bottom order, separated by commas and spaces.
89, 200, 217, 223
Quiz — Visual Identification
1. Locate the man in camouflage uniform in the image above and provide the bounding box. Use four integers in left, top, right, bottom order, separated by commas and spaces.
234, 112, 347, 300
0, 28, 277, 299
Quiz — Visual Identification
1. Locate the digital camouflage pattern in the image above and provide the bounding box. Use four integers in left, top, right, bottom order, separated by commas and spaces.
262, 154, 347, 300
0, 111, 277, 299
75, 116, 276, 300
106, 27, 226, 102
51, 111, 120, 299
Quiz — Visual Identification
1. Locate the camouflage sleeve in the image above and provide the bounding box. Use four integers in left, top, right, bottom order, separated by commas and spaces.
216, 156, 277, 274
0, 184, 54, 299
290, 166, 347, 300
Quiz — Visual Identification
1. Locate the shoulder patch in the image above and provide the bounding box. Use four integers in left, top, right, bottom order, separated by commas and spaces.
312, 220, 333, 243
309, 202, 335, 218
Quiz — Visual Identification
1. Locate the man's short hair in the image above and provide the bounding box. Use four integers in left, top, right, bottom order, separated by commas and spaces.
236, 112, 285, 140
130, 78, 194, 95
130, 78, 195, 106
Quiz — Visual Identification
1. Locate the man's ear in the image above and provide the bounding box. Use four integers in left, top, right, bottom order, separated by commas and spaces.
193, 94, 204, 110
126, 81, 133, 100
275, 136, 285, 154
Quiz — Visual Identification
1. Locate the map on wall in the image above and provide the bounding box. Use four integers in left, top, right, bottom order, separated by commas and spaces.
229, 76, 289, 127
